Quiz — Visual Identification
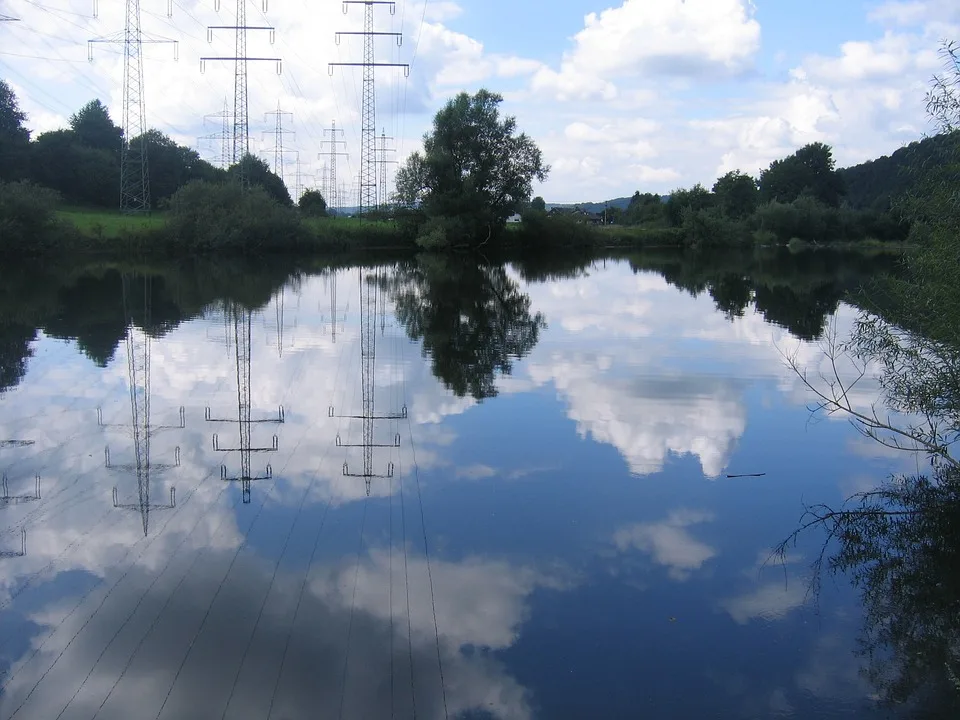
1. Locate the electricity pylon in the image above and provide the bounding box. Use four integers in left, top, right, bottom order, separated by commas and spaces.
1, 437, 39, 508
206, 303, 284, 504
0, 529, 26, 559
322, 269, 349, 343
198, 99, 233, 168
1, 475, 40, 507
319, 120, 348, 215
263, 286, 297, 358
329, 1, 408, 217
201, 0, 282, 188
97, 275, 184, 536
376, 128, 396, 211
88, 0, 178, 213
329, 269, 405, 496
262, 102, 294, 182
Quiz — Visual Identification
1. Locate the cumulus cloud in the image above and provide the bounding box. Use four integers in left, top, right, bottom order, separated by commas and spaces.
614, 509, 717, 580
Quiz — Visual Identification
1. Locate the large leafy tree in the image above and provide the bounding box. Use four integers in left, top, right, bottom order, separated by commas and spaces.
30, 129, 119, 206
129, 129, 224, 207
227, 154, 292, 206
712, 170, 758, 220
395, 89, 548, 246
759, 142, 845, 207
70, 99, 123, 154
0, 79, 30, 181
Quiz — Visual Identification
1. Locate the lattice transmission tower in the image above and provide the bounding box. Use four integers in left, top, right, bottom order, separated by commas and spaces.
202, 0, 281, 188
377, 128, 396, 211
206, 303, 284, 504
319, 120, 348, 215
330, 269, 405, 496
2, 436, 41, 511
330, 1, 407, 217
89, 0, 178, 213
263, 101, 294, 182
97, 275, 184, 536
198, 98, 233, 168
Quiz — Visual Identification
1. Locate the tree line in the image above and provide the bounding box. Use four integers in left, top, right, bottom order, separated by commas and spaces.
0, 80, 303, 210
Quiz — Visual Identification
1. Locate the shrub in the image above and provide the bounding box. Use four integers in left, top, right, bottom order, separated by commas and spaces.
298, 189, 328, 217
680, 207, 746, 247
0, 181, 69, 253
165, 180, 306, 252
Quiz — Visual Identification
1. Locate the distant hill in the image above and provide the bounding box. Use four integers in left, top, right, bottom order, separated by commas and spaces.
839, 132, 959, 211
547, 196, 667, 213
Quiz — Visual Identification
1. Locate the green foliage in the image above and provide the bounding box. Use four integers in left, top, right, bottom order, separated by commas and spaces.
0, 79, 30, 182
680, 206, 745, 248
531, 195, 546, 212
665, 184, 712, 227
165, 180, 304, 252
927, 40, 960, 132
130, 129, 224, 208
298, 189, 328, 217
712, 170, 758, 219
0, 180, 69, 253
30, 129, 119, 207
759, 142, 845, 207
624, 191, 666, 226
227, 154, 292, 206
70, 100, 122, 154
395, 89, 548, 246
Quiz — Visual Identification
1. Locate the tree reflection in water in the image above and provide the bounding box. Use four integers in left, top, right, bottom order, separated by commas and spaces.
784, 312, 960, 716
390, 255, 546, 400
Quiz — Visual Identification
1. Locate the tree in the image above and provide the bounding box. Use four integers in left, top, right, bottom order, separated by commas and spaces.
130, 129, 223, 207
624, 191, 666, 226
759, 142, 845, 207
30, 130, 119, 207
0, 80, 30, 181
70, 99, 122, 154
927, 40, 960, 132
395, 89, 548, 247
712, 170, 758, 220
531, 196, 546, 212
664, 184, 712, 227
227, 154, 292, 206
298, 189, 327, 217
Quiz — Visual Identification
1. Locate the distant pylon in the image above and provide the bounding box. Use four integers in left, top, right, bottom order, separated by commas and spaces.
320, 120, 347, 215
201, 1, 282, 188
198, 99, 233, 168
263, 101, 294, 180
377, 128, 396, 211
329, 2, 408, 217
88, 0, 178, 213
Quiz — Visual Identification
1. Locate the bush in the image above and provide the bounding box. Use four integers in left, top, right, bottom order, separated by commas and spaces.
680, 207, 746, 247
165, 180, 306, 252
0, 181, 71, 253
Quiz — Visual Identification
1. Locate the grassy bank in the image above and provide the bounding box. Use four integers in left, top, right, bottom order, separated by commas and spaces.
57, 207, 167, 239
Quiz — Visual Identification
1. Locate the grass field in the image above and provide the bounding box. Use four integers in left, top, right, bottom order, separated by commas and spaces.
57, 207, 168, 239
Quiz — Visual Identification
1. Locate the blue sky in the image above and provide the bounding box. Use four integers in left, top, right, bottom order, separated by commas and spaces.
1, 0, 957, 201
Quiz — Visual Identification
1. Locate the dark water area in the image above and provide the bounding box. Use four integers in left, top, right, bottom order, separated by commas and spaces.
0, 247, 948, 719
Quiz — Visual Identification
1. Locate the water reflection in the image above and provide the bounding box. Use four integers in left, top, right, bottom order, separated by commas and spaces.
0, 249, 941, 719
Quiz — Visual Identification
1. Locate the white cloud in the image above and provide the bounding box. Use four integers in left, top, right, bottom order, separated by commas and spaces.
614, 509, 717, 580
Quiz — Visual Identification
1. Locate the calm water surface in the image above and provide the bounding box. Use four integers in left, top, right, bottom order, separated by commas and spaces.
0, 252, 923, 719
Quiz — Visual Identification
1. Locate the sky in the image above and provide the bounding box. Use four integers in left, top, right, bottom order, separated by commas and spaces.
0, 0, 958, 202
